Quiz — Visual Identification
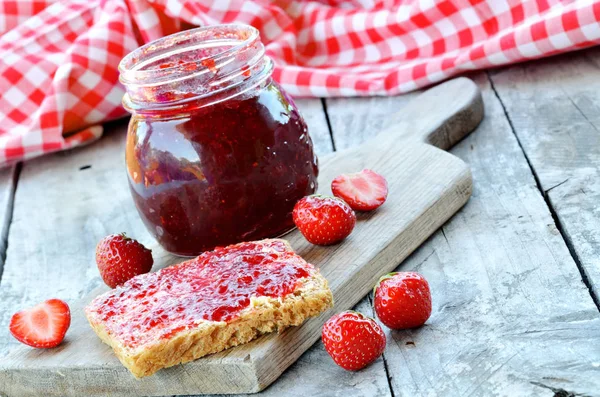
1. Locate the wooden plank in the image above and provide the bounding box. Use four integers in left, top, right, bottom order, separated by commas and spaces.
0, 79, 482, 396
326, 73, 600, 396
0, 164, 18, 277
487, 47, 600, 304
326, 95, 416, 151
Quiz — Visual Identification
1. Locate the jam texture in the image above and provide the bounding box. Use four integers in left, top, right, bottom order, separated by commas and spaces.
86, 239, 313, 348
126, 82, 318, 256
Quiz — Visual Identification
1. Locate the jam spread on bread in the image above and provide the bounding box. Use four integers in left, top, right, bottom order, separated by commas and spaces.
86, 240, 313, 348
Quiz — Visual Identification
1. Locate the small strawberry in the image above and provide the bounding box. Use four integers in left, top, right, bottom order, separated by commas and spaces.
322, 311, 386, 371
331, 169, 388, 211
292, 195, 356, 245
9, 299, 71, 348
374, 272, 432, 329
96, 233, 153, 288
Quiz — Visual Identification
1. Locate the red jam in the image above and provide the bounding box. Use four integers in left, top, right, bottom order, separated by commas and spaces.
86, 240, 312, 348
125, 83, 316, 256
120, 25, 318, 256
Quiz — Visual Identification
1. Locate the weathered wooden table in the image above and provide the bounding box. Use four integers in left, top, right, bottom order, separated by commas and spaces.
1, 47, 600, 396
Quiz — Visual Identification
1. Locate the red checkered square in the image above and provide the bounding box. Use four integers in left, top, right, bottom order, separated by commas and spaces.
2, 0, 600, 166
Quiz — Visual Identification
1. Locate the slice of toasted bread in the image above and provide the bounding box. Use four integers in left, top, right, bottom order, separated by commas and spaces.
85, 239, 333, 378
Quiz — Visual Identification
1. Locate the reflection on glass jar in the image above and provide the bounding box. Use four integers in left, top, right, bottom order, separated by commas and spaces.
120, 25, 318, 256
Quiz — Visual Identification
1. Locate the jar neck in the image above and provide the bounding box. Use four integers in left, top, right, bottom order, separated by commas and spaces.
119, 24, 273, 114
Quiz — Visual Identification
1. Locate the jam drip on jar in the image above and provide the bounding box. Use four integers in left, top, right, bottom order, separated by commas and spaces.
86, 240, 312, 348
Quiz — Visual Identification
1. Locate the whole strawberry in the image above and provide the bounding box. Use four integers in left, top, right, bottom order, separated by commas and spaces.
10, 299, 71, 348
96, 233, 153, 288
293, 195, 356, 245
374, 272, 432, 329
322, 311, 386, 371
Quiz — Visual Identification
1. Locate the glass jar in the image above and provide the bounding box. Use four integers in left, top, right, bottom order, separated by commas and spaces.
119, 25, 318, 256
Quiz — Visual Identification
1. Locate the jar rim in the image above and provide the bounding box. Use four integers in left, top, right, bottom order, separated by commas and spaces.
119, 24, 272, 112
119, 24, 260, 86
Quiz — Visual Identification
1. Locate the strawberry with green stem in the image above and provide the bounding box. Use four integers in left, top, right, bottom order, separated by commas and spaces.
322, 310, 386, 371
96, 233, 153, 288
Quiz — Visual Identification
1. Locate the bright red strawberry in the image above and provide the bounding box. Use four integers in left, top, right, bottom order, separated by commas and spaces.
9, 299, 71, 348
374, 272, 432, 329
292, 195, 356, 245
331, 169, 388, 211
322, 311, 386, 371
96, 233, 153, 288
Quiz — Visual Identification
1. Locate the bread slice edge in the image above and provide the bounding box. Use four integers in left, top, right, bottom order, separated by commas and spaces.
86, 268, 333, 378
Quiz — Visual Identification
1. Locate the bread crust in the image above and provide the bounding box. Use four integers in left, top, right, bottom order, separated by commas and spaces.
86, 239, 333, 378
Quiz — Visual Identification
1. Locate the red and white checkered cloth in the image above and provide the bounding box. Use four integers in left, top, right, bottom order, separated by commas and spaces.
2, 0, 600, 167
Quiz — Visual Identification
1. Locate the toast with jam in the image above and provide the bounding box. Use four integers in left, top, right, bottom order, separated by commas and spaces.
85, 239, 333, 378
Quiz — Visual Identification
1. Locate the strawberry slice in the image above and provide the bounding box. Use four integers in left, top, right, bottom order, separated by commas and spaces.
331, 169, 388, 211
9, 299, 71, 348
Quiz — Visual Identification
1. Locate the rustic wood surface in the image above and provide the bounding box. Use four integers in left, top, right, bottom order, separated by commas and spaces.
1, 48, 600, 397
326, 73, 600, 397
487, 47, 600, 307
0, 165, 18, 276
0, 78, 481, 396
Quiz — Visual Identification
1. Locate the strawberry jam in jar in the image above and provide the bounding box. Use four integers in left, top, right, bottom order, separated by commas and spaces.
120, 25, 318, 256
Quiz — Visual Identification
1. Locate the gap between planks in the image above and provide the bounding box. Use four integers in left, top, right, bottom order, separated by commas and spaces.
487, 71, 600, 312
319, 95, 408, 397
320, 97, 396, 397
367, 293, 397, 397
0, 163, 20, 282
320, 98, 337, 152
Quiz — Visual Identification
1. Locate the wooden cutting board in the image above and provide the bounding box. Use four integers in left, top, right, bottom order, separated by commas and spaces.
0, 77, 483, 397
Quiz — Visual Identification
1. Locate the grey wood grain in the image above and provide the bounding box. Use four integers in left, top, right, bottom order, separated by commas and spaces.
0, 164, 18, 277
326, 73, 600, 396
295, 99, 334, 156
326, 95, 416, 152
487, 47, 600, 305
0, 80, 481, 396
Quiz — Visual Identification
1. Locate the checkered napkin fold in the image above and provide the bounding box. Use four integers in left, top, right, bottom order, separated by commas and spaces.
1, 0, 599, 167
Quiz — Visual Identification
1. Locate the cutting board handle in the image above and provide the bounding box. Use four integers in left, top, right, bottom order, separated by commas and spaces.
378, 77, 484, 150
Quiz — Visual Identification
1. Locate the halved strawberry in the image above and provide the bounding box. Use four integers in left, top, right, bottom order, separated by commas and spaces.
9, 299, 71, 348
331, 169, 388, 211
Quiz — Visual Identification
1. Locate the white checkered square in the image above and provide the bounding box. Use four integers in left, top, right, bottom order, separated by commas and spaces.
549, 32, 573, 49
4, 86, 28, 107
135, 7, 160, 30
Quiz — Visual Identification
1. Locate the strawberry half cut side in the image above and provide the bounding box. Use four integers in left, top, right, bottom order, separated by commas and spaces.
331, 169, 388, 211
9, 298, 71, 348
